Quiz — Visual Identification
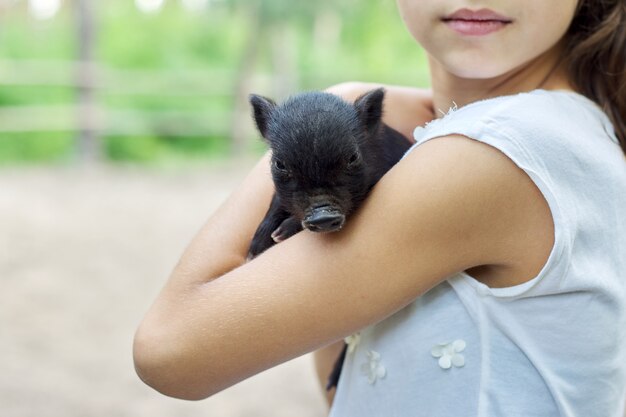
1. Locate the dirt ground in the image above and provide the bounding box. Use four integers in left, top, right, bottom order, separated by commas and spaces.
0, 160, 328, 417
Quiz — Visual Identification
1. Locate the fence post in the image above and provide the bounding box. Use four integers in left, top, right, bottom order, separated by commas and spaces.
229, 5, 264, 156
75, 0, 100, 162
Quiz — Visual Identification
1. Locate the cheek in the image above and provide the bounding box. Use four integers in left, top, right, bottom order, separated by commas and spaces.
497, 1, 578, 74
273, 176, 297, 200
518, 1, 578, 51
276, 189, 307, 217
396, 0, 435, 45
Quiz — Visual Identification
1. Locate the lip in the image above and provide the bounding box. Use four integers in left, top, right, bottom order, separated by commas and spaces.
442, 8, 513, 36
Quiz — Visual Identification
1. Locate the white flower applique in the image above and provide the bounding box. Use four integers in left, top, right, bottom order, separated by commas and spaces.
344, 332, 361, 354
431, 339, 466, 369
360, 350, 386, 384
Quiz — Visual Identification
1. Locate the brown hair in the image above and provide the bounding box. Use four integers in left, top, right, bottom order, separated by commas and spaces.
564, 0, 626, 155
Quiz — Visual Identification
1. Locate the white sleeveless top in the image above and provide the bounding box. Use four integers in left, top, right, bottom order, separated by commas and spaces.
328, 90, 626, 417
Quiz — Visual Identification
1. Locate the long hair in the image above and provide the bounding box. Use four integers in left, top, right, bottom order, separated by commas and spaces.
564, 0, 625, 155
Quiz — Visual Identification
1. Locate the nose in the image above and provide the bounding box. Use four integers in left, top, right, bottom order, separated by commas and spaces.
302, 207, 345, 232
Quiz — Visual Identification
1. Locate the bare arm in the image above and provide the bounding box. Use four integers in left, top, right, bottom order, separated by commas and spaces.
133, 128, 540, 400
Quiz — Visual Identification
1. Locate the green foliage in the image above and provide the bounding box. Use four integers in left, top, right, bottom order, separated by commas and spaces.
0, 0, 429, 165
0, 134, 73, 163
0, 86, 74, 106
302, 0, 428, 87
105, 135, 162, 162
229, 0, 337, 24
98, 2, 246, 68
161, 135, 231, 156
0, 9, 74, 60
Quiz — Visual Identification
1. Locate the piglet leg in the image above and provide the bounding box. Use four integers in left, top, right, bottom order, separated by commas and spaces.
248, 194, 290, 259
271, 216, 303, 243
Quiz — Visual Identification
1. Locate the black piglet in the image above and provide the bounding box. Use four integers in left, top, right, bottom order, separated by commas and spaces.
247, 88, 412, 390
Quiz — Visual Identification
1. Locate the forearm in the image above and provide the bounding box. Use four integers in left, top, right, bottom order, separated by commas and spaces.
134, 152, 276, 398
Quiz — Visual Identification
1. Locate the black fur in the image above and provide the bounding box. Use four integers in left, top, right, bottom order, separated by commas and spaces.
247, 88, 412, 389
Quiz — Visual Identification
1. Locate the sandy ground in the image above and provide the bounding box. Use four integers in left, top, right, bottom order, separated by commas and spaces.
0, 161, 329, 417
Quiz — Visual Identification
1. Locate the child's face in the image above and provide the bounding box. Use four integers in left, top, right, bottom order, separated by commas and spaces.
396, 0, 579, 79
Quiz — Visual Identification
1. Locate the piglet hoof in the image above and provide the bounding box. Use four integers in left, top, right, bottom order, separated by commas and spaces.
271, 228, 286, 243
271, 216, 303, 243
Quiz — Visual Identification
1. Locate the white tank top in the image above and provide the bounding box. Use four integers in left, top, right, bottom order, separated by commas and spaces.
328, 90, 626, 417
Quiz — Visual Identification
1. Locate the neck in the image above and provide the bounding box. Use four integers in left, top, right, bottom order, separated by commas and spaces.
428, 43, 574, 117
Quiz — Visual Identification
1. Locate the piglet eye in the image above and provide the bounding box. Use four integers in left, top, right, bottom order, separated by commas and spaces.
274, 159, 286, 170
348, 153, 359, 165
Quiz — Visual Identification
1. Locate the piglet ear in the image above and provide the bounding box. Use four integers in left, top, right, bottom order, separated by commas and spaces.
354, 88, 385, 133
249, 94, 277, 139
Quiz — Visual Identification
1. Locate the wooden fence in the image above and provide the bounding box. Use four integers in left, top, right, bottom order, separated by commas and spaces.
0, 58, 241, 134
0, 58, 268, 160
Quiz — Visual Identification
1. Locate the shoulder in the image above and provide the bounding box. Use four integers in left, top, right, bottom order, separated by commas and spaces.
326, 81, 435, 140
433, 90, 610, 141
409, 92, 577, 289
413, 89, 617, 174
397, 134, 553, 287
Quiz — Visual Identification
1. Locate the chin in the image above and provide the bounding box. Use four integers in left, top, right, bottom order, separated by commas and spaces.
429, 48, 509, 79
442, 55, 518, 80
451, 66, 511, 79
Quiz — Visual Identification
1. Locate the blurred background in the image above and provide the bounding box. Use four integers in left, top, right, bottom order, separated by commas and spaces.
0, 0, 429, 163
0, 0, 429, 416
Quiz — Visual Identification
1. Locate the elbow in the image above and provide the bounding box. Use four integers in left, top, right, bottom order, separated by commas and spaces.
132, 324, 220, 401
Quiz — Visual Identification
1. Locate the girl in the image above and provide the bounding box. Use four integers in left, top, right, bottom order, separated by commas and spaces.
134, 1, 626, 416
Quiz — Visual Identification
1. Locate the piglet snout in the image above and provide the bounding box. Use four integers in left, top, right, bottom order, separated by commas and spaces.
302, 206, 345, 232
